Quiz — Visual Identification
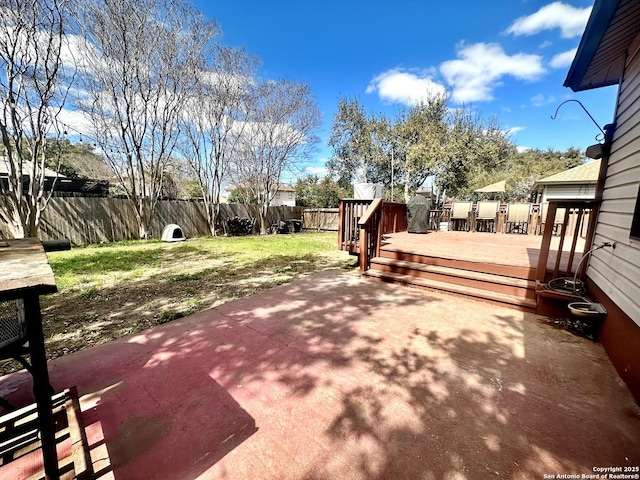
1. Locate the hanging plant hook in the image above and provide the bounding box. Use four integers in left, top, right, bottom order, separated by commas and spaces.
551, 99, 605, 142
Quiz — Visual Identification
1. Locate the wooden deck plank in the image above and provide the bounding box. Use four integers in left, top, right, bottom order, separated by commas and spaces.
381, 231, 585, 273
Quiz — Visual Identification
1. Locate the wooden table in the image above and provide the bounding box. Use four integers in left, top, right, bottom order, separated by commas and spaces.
0, 238, 59, 479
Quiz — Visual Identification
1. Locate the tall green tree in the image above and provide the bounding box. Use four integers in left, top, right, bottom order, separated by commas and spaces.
327, 97, 387, 188
295, 174, 351, 208
327, 93, 513, 202
394, 94, 448, 201
435, 109, 512, 199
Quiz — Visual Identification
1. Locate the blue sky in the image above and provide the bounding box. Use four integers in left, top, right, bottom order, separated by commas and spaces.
196, 0, 617, 181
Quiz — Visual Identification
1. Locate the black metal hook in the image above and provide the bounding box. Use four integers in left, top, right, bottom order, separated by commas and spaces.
551, 99, 605, 141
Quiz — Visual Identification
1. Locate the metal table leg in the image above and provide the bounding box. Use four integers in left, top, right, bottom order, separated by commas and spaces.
24, 294, 59, 480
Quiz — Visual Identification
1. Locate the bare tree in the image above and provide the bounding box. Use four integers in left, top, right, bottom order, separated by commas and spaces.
0, 0, 73, 238
232, 79, 321, 234
179, 45, 258, 236
75, 0, 218, 238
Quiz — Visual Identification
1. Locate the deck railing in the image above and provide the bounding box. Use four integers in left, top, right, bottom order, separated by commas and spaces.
381, 201, 408, 234
535, 199, 599, 283
338, 199, 372, 254
440, 202, 587, 235
338, 199, 408, 272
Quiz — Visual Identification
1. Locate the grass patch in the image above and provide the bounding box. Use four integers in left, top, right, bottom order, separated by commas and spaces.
51, 245, 164, 289
78, 286, 99, 299
4, 232, 354, 376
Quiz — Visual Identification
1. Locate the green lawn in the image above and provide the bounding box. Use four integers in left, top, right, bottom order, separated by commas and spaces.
50, 232, 350, 290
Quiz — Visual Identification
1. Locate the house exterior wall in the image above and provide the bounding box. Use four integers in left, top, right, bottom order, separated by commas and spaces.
588, 31, 640, 399
271, 191, 296, 207
589, 34, 640, 325
541, 183, 596, 202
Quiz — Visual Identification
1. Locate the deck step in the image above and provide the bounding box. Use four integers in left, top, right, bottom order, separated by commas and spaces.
380, 247, 536, 280
371, 257, 536, 299
364, 269, 538, 312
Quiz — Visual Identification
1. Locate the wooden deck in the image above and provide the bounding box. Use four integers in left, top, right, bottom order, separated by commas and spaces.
381, 231, 586, 273
338, 198, 595, 313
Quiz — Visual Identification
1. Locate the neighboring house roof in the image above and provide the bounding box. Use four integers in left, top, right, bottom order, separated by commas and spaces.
532, 160, 601, 192
564, 0, 640, 92
274, 184, 295, 193
0, 156, 112, 195
0, 156, 65, 178
473, 180, 506, 193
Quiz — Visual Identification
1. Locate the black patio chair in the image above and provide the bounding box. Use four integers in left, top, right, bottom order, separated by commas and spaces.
0, 299, 31, 410
0, 299, 56, 411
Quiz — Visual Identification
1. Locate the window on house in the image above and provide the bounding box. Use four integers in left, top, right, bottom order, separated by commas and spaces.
288, 192, 293, 199
631, 184, 640, 240
276, 192, 280, 199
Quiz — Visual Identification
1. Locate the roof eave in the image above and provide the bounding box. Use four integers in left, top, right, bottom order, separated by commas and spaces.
564, 0, 621, 92
535, 180, 598, 187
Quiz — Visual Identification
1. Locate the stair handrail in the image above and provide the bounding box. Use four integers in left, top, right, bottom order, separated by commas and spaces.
536, 199, 599, 283
358, 198, 383, 273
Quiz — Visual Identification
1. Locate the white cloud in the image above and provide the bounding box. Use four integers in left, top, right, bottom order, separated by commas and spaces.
506, 2, 592, 39
57, 109, 94, 136
516, 145, 531, 153
550, 48, 577, 68
440, 42, 545, 103
366, 69, 447, 106
531, 93, 556, 107
305, 165, 328, 175
506, 126, 526, 136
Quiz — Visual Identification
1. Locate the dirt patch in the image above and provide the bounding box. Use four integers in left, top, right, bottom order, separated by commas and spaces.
542, 316, 603, 342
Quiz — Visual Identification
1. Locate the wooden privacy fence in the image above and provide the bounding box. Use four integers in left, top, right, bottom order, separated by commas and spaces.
1, 197, 306, 245
301, 208, 339, 232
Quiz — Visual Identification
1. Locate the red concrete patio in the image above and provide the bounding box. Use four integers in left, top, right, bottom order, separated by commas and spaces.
1, 269, 639, 479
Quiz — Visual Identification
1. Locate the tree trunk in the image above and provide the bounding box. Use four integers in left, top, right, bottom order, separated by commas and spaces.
204, 198, 218, 236
259, 202, 268, 235
137, 197, 152, 239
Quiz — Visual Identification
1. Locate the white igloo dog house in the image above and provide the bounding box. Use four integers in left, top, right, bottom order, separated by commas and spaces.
161, 224, 186, 242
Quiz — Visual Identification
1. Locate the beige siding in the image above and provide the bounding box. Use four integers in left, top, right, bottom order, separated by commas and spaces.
541, 184, 596, 201
589, 33, 640, 325
270, 191, 296, 207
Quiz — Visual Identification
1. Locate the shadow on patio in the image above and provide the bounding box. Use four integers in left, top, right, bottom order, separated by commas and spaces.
1, 269, 638, 479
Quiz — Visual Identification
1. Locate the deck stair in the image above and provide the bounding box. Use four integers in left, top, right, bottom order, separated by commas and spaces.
365, 246, 538, 312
